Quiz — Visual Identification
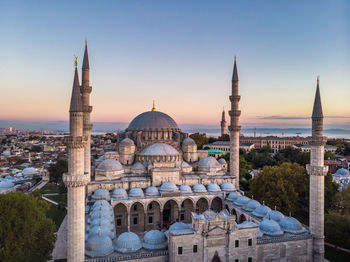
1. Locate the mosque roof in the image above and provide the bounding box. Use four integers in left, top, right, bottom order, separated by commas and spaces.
258, 218, 284, 236
129, 187, 144, 198
145, 186, 160, 196
198, 156, 221, 168
142, 230, 168, 250
264, 210, 285, 222
92, 188, 110, 201
179, 184, 192, 194
97, 159, 123, 172
0, 180, 14, 189
234, 196, 250, 206
227, 191, 241, 201
88, 225, 115, 239
335, 168, 350, 176
119, 138, 135, 147
159, 181, 178, 193
165, 222, 192, 237
220, 182, 235, 192
127, 110, 179, 131
207, 183, 221, 192
111, 188, 128, 199
182, 137, 196, 146
140, 143, 179, 156
114, 232, 142, 253
279, 217, 306, 234
69, 66, 83, 112
86, 233, 114, 258
218, 158, 226, 164
243, 199, 261, 212
131, 162, 146, 171
22, 167, 37, 176
193, 183, 207, 193
252, 205, 271, 218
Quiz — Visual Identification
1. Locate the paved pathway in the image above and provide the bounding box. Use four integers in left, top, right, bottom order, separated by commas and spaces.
29, 180, 48, 192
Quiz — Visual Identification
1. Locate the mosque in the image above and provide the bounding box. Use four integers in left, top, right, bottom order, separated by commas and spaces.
63, 42, 328, 262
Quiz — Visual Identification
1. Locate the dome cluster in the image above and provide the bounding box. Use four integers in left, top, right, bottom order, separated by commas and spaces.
258, 215, 306, 237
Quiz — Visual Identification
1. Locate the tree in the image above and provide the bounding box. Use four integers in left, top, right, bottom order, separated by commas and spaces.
324, 171, 339, 212
249, 162, 308, 214
0, 192, 56, 262
217, 134, 229, 141
325, 212, 350, 249
48, 160, 68, 184
324, 150, 336, 160
189, 133, 208, 149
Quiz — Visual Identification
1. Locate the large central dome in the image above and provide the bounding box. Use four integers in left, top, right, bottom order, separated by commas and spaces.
127, 111, 179, 131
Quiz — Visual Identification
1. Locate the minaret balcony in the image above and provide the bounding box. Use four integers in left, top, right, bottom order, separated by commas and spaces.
229, 95, 241, 102
306, 165, 328, 176
228, 125, 241, 132
64, 136, 88, 148
63, 173, 89, 187
80, 86, 92, 93
229, 110, 241, 117
83, 105, 93, 113
309, 136, 327, 146
83, 124, 94, 131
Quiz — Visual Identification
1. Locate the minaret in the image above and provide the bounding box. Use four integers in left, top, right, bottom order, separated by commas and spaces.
81, 40, 93, 179
228, 57, 241, 189
63, 58, 89, 262
220, 108, 227, 136
306, 77, 328, 262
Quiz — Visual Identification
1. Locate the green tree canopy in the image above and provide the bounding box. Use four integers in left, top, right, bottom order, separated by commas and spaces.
325, 212, 350, 249
249, 162, 308, 214
0, 192, 56, 262
189, 133, 208, 149
49, 159, 68, 184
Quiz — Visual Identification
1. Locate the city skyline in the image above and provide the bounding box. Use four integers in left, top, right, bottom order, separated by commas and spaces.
1, 0, 349, 128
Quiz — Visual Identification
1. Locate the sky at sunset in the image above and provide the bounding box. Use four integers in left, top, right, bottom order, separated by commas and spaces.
0, 0, 349, 129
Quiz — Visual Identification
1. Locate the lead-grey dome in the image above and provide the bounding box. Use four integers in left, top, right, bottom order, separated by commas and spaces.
86, 233, 114, 257
142, 230, 168, 250
114, 232, 142, 253
127, 111, 179, 131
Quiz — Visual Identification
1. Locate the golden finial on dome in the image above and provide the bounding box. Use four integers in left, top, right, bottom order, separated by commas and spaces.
74, 55, 78, 68
151, 100, 156, 111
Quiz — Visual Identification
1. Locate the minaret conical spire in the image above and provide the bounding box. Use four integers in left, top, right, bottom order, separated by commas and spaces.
70, 58, 83, 112
82, 40, 90, 70
232, 56, 239, 82
312, 76, 323, 119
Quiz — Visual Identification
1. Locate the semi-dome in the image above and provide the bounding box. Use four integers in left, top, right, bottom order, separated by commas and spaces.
182, 137, 196, 146
129, 187, 144, 198
86, 233, 114, 257
258, 218, 284, 236
279, 217, 306, 234
179, 184, 192, 195
114, 232, 142, 253
159, 181, 178, 193
22, 167, 37, 176
198, 156, 221, 168
335, 168, 350, 176
234, 196, 250, 206
142, 230, 168, 250
145, 186, 160, 196
193, 184, 207, 193
218, 158, 226, 164
127, 111, 179, 131
97, 159, 123, 172
92, 188, 110, 201
92, 200, 112, 210
252, 205, 271, 218
90, 218, 113, 228
227, 191, 241, 201
140, 143, 179, 156
89, 225, 115, 239
243, 200, 261, 212
264, 210, 285, 222
111, 188, 128, 199
220, 182, 235, 192
207, 183, 221, 192
131, 162, 146, 171
119, 138, 135, 147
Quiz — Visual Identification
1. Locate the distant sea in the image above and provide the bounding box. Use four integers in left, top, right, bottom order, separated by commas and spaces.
0, 120, 349, 139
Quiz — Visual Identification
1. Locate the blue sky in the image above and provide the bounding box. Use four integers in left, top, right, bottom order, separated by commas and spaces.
0, 0, 349, 129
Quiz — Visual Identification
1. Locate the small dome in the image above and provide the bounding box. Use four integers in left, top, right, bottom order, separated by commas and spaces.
131, 162, 146, 171
207, 183, 221, 192
192, 184, 207, 193
114, 232, 142, 253
119, 138, 135, 147
198, 156, 221, 168
22, 167, 37, 176
140, 143, 179, 156
129, 187, 144, 198
264, 210, 285, 222
165, 222, 192, 237
182, 137, 196, 146
145, 186, 160, 196
159, 182, 178, 193
227, 191, 241, 201
179, 184, 192, 195
259, 218, 284, 236
220, 182, 235, 192
234, 196, 250, 206
97, 159, 123, 172
279, 217, 306, 234
111, 188, 128, 199
252, 205, 271, 218
243, 200, 261, 212
218, 158, 226, 164
92, 188, 110, 201
86, 233, 114, 257
142, 230, 168, 250
335, 168, 350, 176
89, 225, 115, 239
